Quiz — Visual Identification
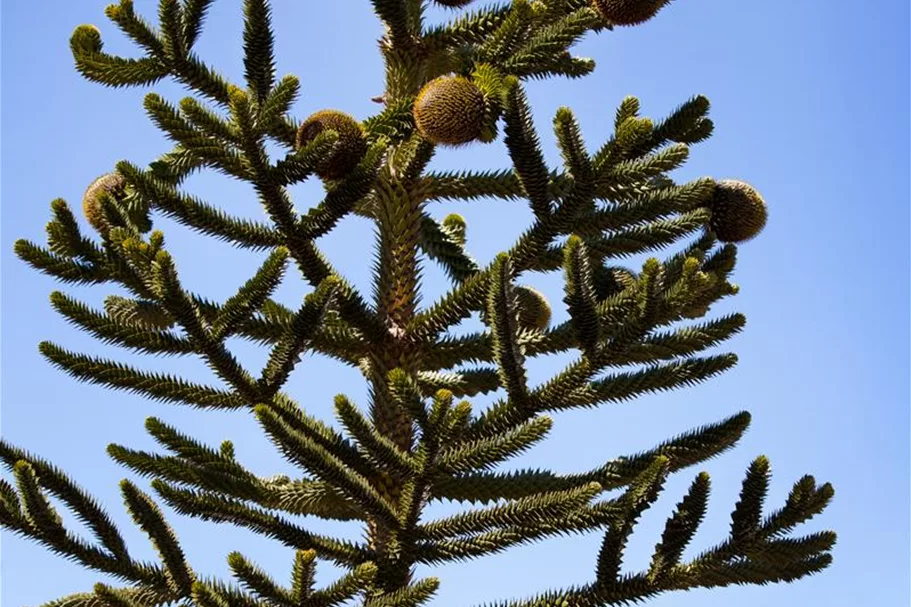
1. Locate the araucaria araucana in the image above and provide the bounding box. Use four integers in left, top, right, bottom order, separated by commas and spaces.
3, 0, 835, 605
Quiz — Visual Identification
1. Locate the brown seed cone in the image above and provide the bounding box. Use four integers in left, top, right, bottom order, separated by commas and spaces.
295, 110, 367, 180
414, 76, 485, 146
82, 173, 125, 232
592, 0, 671, 26
515, 285, 552, 331
708, 180, 768, 243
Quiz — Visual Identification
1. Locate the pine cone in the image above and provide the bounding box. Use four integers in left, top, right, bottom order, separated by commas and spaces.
414, 76, 486, 146
82, 172, 126, 232
296, 110, 367, 180
592, 0, 671, 26
708, 180, 768, 243
515, 285, 552, 331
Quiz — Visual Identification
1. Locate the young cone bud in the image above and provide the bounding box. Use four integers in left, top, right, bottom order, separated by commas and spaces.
515, 285, 552, 331
592, 0, 671, 26
414, 76, 486, 146
708, 180, 768, 243
82, 173, 126, 232
295, 110, 367, 180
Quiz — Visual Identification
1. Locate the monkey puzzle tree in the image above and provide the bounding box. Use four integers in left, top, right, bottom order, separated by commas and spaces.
2, 0, 835, 605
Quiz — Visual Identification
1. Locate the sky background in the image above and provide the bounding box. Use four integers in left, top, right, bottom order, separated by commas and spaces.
1, 1, 908, 605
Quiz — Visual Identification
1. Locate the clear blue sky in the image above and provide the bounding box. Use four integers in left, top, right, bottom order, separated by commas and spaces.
1, 1, 908, 605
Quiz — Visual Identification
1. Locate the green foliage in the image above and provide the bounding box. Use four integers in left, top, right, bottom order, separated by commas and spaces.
5, 1, 828, 606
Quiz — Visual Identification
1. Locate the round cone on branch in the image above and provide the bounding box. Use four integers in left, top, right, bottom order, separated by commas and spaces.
295, 110, 367, 180
434, 0, 475, 6
592, 0, 671, 26
515, 285, 552, 331
708, 180, 768, 243
82, 173, 126, 232
414, 76, 486, 146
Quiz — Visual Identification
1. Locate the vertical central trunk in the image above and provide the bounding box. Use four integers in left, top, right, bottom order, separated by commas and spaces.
372, 173, 422, 452
367, 34, 432, 592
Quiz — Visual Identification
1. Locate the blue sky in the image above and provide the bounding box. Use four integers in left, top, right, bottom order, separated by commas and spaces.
1, 1, 908, 605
